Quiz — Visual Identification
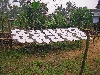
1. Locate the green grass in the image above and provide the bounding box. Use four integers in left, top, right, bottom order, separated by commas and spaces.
0, 49, 100, 75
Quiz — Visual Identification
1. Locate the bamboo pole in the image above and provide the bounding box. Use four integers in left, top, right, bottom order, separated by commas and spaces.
1, 17, 4, 49
8, 19, 14, 50
79, 29, 90, 75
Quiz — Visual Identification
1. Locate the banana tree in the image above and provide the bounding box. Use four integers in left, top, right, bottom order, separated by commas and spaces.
21, 1, 48, 30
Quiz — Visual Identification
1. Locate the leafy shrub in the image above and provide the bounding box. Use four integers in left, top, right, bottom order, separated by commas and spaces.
18, 40, 83, 54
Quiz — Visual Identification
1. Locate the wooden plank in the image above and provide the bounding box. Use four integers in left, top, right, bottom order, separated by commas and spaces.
0, 32, 10, 34
0, 38, 12, 40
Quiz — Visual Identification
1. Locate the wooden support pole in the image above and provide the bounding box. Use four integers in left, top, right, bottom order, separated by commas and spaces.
1, 17, 4, 50
8, 19, 14, 50
79, 30, 90, 75
9, 39, 12, 50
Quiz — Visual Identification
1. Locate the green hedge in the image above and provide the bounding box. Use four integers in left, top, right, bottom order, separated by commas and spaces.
18, 40, 83, 54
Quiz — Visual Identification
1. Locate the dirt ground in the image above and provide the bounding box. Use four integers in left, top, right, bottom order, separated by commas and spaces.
22, 37, 100, 64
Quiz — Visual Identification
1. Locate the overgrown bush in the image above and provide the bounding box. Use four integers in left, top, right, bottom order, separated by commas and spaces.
18, 40, 83, 54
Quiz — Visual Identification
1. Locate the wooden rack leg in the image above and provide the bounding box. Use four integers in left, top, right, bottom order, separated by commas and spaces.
1, 39, 4, 50
9, 39, 12, 50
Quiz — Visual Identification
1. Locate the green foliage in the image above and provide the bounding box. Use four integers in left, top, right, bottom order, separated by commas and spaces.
55, 1, 77, 18
19, 40, 83, 54
53, 13, 67, 28
10, 5, 21, 18
43, 13, 68, 29
31, 1, 40, 10
70, 7, 93, 29
0, 1, 94, 30
21, 1, 48, 29
94, 58, 100, 63
0, 50, 94, 75
10, 1, 77, 30
13, 11, 29, 29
